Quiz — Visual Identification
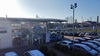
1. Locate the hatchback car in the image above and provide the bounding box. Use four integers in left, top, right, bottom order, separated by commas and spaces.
73, 44, 98, 56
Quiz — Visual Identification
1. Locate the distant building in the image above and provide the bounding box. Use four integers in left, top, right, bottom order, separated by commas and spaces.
0, 17, 66, 49
81, 21, 98, 27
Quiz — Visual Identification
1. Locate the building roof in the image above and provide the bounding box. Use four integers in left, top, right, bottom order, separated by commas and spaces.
0, 17, 67, 22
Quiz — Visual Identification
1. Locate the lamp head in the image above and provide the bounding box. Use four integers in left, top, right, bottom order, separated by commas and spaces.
74, 3, 77, 8
71, 4, 73, 9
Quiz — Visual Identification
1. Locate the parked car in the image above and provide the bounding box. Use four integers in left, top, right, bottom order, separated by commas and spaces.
90, 32, 97, 35
78, 32, 85, 37
76, 38, 86, 42
78, 28, 84, 30
5, 52, 18, 56
88, 40, 100, 46
83, 37, 92, 40
72, 44, 99, 56
23, 49, 44, 56
73, 39, 80, 43
65, 32, 73, 36
94, 38, 100, 42
59, 40, 72, 51
84, 32, 92, 37
88, 36, 96, 40
85, 32, 97, 36
39, 46, 56, 56
81, 42, 100, 52
70, 32, 79, 36
50, 32, 61, 42
54, 39, 72, 50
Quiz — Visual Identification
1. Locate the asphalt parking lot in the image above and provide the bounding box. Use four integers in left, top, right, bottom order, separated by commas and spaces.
64, 36, 80, 40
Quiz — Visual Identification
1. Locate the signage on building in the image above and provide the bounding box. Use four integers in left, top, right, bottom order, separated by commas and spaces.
0, 27, 7, 33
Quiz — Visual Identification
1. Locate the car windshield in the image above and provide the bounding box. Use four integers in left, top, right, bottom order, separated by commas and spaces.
24, 52, 31, 56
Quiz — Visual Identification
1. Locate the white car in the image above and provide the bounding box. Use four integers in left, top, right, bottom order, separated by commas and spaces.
23, 49, 44, 56
5, 52, 18, 56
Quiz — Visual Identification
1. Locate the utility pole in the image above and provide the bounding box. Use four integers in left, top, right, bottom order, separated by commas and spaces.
96, 16, 99, 32
70, 3, 77, 53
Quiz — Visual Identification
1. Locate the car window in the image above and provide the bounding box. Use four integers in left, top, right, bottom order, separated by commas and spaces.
62, 42, 67, 44
24, 52, 31, 56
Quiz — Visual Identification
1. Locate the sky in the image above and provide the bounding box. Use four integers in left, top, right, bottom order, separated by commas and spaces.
0, 0, 100, 22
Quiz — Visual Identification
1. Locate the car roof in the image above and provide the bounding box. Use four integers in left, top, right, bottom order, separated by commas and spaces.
27, 50, 44, 56
89, 41, 100, 45
5, 52, 17, 56
74, 44, 91, 51
81, 42, 98, 48
62, 40, 72, 43
77, 38, 85, 40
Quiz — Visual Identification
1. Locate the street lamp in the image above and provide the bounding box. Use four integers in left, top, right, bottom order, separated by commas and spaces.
70, 3, 77, 52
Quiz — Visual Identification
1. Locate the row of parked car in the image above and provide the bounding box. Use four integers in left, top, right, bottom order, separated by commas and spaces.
65, 31, 99, 37
5, 49, 44, 56
54, 36, 100, 56
5, 46, 56, 56
50, 31, 100, 42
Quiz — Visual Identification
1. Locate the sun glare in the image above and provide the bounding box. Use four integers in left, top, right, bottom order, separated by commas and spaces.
0, 0, 31, 18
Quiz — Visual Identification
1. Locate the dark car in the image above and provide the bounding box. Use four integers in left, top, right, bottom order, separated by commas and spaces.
65, 32, 73, 36
72, 44, 99, 56
74, 32, 80, 36
78, 32, 85, 37
81, 42, 100, 52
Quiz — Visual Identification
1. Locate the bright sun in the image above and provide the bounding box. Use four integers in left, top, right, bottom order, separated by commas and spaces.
0, 0, 31, 18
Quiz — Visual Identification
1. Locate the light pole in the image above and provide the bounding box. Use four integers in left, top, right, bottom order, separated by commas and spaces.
70, 3, 77, 53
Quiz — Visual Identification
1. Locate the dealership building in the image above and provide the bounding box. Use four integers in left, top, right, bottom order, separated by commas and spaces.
0, 17, 66, 49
